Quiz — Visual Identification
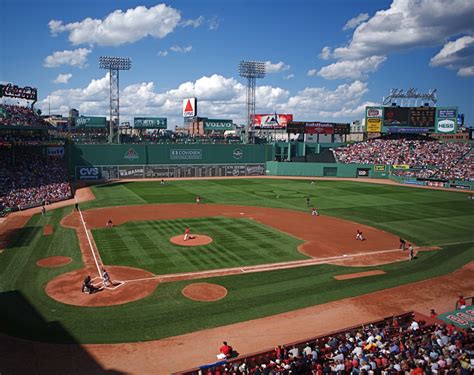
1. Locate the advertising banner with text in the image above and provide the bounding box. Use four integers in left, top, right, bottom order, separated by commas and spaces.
254, 114, 293, 129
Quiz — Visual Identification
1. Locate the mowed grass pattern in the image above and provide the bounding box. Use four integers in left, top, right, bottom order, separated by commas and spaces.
92, 217, 306, 274
87, 179, 474, 246
0, 179, 473, 344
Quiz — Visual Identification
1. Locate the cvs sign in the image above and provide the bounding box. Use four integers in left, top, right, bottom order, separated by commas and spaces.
77, 167, 101, 180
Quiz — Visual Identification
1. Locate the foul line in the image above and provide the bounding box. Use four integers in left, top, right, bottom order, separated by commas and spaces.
118, 246, 435, 285
75, 197, 102, 278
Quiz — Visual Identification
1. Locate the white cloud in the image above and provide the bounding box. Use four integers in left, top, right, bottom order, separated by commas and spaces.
284, 74, 294, 80
48, 3, 181, 46
53, 73, 72, 84
169, 45, 192, 53
430, 35, 474, 76
332, 0, 474, 60
307, 69, 317, 76
318, 55, 387, 80
265, 61, 290, 73
180, 16, 204, 28
286, 81, 370, 120
158, 50, 168, 57
319, 46, 332, 60
458, 66, 474, 76
39, 74, 370, 125
343, 13, 369, 31
208, 16, 219, 31
44, 48, 91, 68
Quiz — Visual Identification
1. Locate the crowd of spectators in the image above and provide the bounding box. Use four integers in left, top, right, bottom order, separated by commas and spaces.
0, 146, 72, 211
202, 316, 473, 374
0, 104, 48, 128
334, 139, 473, 181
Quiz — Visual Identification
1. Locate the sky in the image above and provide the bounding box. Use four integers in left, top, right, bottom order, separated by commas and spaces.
1, 0, 473, 128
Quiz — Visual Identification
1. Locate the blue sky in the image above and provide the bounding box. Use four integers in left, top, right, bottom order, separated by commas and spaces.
1, 0, 473, 127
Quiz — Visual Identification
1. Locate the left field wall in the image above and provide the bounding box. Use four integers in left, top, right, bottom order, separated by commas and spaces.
67, 144, 274, 181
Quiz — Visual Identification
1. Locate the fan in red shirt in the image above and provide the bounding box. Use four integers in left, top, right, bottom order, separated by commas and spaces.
219, 341, 233, 358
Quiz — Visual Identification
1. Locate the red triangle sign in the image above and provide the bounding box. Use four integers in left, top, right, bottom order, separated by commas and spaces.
184, 100, 193, 112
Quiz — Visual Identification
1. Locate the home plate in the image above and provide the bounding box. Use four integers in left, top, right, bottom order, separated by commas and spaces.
240, 212, 244, 215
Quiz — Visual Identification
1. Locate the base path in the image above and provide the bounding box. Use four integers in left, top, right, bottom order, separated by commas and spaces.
64, 203, 400, 261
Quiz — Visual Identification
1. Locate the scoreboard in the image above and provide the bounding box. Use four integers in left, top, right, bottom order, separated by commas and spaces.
408, 107, 435, 127
383, 107, 436, 127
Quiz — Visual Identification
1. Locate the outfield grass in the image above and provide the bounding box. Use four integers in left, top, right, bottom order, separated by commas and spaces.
86, 179, 474, 246
0, 179, 473, 344
92, 217, 307, 274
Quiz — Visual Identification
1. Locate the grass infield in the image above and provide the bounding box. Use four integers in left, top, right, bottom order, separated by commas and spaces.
0, 179, 473, 343
92, 217, 307, 275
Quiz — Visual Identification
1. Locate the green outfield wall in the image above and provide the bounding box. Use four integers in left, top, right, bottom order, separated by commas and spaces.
265, 161, 388, 178
67, 144, 274, 180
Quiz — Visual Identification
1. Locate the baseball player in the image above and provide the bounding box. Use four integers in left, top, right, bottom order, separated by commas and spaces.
356, 230, 364, 241
102, 268, 112, 287
184, 226, 190, 241
196, 195, 201, 204
311, 207, 319, 216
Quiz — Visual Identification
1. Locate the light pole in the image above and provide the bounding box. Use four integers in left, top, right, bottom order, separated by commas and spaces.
99, 56, 131, 143
238, 60, 266, 144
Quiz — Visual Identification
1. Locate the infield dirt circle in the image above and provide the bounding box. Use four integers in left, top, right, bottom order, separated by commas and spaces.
170, 234, 213, 246
182, 282, 228, 301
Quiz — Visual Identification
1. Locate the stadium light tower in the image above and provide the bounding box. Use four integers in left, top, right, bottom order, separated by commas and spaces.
238, 60, 266, 144
99, 56, 132, 143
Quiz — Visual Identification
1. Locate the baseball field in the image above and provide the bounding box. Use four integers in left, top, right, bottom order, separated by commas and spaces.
0, 178, 473, 350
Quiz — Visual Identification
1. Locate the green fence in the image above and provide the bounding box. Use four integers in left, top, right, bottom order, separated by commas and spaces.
68, 144, 274, 180
265, 161, 388, 178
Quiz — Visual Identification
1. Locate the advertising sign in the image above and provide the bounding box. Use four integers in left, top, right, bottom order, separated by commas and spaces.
386, 127, 430, 133
170, 149, 202, 160
182, 98, 197, 117
286, 121, 306, 133
76, 166, 102, 180
118, 166, 144, 178
203, 119, 233, 131
133, 117, 167, 129
47, 146, 64, 157
75, 116, 107, 128
436, 119, 456, 133
333, 123, 350, 134
383, 107, 409, 126
305, 122, 334, 135
374, 165, 386, 172
437, 108, 457, 118
366, 107, 383, 118
366, 118, 382, 133
253, 114, 293, 129
408, 107, 435, 127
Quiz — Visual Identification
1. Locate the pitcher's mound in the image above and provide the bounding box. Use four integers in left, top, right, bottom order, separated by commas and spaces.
37, 256, 72, 268
170, 235, 213, 246
182, 282, 227, 302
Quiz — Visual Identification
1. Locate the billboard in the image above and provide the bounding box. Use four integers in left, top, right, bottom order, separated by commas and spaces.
182, 98, 197, 117
366, 118, 382, 133
435, 107, 457, 134
436, 119, 456, 133
305, 122, 334, 135
204, 119, 234, 131
253, 114, 293, 129
133, 117, 167, 129
286, 121, 306, 133
366, 107, 383, 118
75, 116, 107, 128
383, 107, 409, 126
